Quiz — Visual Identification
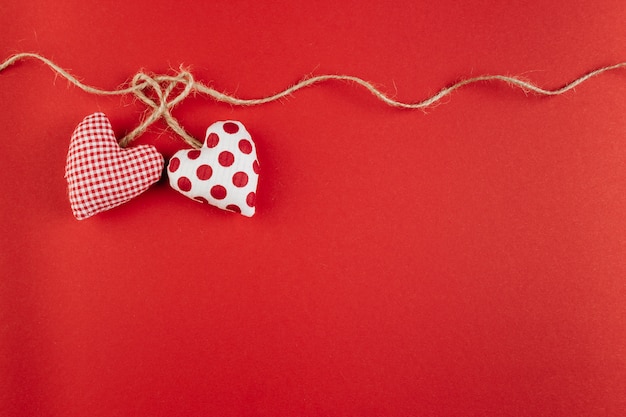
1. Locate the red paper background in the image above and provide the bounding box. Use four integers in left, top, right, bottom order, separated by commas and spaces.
2, 1, 626, 416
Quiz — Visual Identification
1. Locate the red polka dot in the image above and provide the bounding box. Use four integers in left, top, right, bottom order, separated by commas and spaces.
187, 150, 201, 160
218, 151, 234, 167
232, 171, 249, 187
238, 139, 253, 154
196, 164, 213, 180
210, 185, 227, 200
168, 157, 180, 172
226, 204, 241, 213
246, 192, 256, 207
195, 196, 209, 204
206, 133, 219, 148
177, 177, 192, 192
253, 160, 260, 174
223, 122, 239, 134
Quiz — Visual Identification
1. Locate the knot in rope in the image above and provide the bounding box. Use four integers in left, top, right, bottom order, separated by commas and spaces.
119, 70, 202, 148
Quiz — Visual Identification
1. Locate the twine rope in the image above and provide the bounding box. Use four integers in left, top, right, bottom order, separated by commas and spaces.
2, 52, 626, 149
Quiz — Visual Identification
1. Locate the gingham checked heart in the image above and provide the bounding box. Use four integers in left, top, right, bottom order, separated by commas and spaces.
65, 112, 164, 220
167, 121, 259, 217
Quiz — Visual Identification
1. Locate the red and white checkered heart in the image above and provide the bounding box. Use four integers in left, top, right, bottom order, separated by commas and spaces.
65, 113, 164, 220
167, 121, 259, 217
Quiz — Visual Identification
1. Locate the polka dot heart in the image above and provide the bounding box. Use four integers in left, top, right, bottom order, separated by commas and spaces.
167, 121, 259, 217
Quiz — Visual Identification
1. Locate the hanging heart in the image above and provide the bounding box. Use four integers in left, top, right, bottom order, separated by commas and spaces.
167, 121, 259, 217
65, 112, 164, 220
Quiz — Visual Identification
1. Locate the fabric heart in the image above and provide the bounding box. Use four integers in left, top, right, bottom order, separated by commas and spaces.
167, 121, 259, 217
65, 112, 164, 220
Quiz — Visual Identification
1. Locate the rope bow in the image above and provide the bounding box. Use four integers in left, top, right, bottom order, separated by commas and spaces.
123, 70, 200, 148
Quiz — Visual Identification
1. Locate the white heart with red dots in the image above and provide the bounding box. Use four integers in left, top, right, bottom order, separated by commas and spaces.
167, 121, 259, 217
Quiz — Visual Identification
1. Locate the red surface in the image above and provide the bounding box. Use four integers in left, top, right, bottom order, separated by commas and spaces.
1, 1, 626, 416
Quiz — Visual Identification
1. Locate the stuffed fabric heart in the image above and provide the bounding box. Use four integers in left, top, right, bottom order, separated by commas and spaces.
167, 121, 259, 217
65, 113, 164, 220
